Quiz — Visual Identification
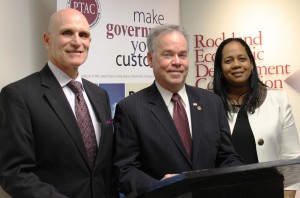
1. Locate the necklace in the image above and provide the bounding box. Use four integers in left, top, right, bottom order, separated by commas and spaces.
227, 91, 248, 106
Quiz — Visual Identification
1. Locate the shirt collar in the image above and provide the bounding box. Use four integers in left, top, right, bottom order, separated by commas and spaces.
48, 61, 84, 90
155, 81, 189, 107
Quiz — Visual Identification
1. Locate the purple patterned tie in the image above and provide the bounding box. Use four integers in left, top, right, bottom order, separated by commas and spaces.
171, 93, 193, 159
67, 80, 97, 167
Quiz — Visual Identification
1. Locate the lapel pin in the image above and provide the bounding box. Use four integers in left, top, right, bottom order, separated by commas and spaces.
193, 103, 197, 106
197, 106, 202, 111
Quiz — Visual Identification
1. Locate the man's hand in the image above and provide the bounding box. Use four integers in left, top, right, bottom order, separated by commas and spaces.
161, 174, 178, 180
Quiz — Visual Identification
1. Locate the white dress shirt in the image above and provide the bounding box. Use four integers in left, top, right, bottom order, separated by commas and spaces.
48, 61, 101, 145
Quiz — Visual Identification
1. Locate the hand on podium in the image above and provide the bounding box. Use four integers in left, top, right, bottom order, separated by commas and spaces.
161, 174, 179, 180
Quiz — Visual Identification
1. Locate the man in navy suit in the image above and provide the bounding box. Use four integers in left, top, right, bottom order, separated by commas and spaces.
113, 24, 243, 195
0, 8, 115, 198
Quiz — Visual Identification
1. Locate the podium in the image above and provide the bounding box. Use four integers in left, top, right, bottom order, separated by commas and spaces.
134, 158, 300, 198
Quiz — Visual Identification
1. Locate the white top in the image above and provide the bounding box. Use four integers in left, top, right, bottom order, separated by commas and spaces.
228, 88, 300, 161
227, 88, 300, 189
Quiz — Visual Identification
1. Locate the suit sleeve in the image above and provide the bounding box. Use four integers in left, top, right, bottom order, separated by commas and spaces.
0, 85, 68, 198
279, 91, 300, 159
113, 102, 158, 195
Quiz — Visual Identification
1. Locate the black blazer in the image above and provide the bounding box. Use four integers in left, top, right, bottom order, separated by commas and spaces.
0, 65, 115, 198
113, 83, 243, 194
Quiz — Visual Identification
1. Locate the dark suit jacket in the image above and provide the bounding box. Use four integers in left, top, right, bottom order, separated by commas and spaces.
0, 65, 115, 198
113, 83, 243, 195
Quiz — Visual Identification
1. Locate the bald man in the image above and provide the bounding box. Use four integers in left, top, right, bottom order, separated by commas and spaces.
0, 8, 116, 198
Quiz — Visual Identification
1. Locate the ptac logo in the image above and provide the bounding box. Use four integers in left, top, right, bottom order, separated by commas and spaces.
67, 0, 101, 29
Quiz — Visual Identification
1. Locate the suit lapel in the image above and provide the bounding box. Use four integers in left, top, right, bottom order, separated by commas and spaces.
148, 83, 191, 164
186, 86, 204, 168
40, 65, 90, 167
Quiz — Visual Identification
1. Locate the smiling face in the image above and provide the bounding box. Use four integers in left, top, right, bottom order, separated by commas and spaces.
43, 8, 91, 79
221, 41, 253, 89
147, 31, 189, 93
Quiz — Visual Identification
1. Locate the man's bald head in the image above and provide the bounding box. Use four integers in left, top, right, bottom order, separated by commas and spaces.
47, 8, 89, 33
43, 8, 91, 79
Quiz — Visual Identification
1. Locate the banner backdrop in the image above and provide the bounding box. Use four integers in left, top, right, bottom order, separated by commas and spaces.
181, 0, 300, 137
57, 0, 180, 115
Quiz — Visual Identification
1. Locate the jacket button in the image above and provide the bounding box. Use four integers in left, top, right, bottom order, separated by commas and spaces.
258, 139, 264, 146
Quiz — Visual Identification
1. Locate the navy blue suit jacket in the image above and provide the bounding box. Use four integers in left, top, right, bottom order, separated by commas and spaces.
113, 82, 243, 195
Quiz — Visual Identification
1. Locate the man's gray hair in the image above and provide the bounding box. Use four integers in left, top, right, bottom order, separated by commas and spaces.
146, 24, 189, 53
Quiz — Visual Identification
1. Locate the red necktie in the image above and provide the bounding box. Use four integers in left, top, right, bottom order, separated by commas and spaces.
171, 93, 193, 159
67, 80, 97, 167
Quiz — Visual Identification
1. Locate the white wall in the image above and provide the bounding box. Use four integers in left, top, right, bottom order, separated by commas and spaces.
0, 0, 56, 196
0, 0, 56, 89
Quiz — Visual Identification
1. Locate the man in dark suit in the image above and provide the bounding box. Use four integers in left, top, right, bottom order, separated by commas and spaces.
0, 8, 115, 198
113, 24, 243, 195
